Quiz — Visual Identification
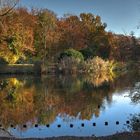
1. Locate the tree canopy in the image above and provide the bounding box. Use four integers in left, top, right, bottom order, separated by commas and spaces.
0, 6, 139, 64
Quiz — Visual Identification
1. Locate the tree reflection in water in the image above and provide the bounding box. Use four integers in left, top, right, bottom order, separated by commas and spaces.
0, 71, 139, 130
129, 82, 140, 104
126, 113, 140, 131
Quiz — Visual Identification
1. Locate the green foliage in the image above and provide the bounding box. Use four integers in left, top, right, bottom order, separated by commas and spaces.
0, 10, 34, 64
0, 80, 8, 90
0, 58, 8, 64
6, 87, 16, 101
34, 9, 57, 59
80, 47, 97, 59
59, 49, 84, 62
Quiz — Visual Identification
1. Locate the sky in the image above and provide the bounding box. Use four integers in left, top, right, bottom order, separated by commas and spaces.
19, 0, 140, 37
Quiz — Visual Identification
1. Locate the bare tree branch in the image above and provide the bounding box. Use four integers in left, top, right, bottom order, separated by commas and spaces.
0, 0, 19, 17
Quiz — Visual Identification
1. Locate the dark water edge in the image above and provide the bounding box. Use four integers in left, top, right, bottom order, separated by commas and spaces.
0, 64, 41, 75
0, 61, 139, 76
0, 132, 140, 140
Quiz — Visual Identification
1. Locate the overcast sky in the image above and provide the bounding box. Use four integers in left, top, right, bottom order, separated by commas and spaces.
20, 0, 140, 37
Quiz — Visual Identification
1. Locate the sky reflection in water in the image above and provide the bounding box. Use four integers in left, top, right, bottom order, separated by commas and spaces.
0, 71, 140, 138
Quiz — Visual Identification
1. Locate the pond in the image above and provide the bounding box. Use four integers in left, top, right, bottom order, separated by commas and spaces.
0, 71, 140, 138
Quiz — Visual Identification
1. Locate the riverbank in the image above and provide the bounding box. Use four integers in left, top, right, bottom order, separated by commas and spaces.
0, 132, 140, 140
0, 60, 139, 76
0, 63, 41, 75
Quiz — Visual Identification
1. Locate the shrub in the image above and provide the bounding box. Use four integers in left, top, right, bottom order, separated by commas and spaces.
80, 47, 96, 60
57, 56, 116, 77
59, 49, 84, 62
84, 56, 109, 73
57, 57, 82, 74
0, 58, 8, 65
83, 57, 116, 86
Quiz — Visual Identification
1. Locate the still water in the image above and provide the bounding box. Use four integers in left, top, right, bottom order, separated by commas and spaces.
0, 71, 140, 138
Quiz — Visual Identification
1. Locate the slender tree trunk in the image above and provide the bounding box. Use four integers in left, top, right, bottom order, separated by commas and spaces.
42, 27, 47, 74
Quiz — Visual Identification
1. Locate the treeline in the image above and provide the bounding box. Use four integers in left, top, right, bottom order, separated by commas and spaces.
0, 7, 140, 64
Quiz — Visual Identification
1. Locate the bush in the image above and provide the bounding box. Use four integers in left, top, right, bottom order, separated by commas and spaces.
59, 49, 84, 62
0, 58, 8, 65
57, 57, 82, 74
57, 55, 116, 77
83, 57, 116, 86
84, 56, 109, 73
80, 47, 96, 59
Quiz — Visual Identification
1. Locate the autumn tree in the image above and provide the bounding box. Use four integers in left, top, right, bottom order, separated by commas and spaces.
79, 13, 111, 59
0, 8, 35, 63
57, 15, 87, 51
34, 9, 57, 63
0, 5, 138, 65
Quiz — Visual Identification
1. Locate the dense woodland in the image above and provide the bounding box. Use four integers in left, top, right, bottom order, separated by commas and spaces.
0, 1, 140, 74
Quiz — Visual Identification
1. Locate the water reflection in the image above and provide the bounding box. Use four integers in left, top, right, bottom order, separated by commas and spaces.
0, 71, 140, 137
129, 82, 140, 104
126, 113, 140, 131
